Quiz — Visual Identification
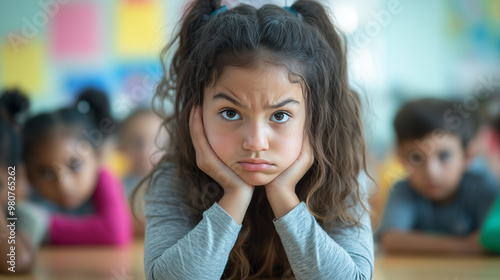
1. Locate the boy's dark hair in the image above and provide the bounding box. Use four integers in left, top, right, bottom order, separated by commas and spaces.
394, 98, 479, 148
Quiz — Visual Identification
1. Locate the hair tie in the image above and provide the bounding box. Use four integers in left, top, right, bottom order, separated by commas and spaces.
77, 101, 90, 114
211, 5, 227, 17
283, 6, 297, 15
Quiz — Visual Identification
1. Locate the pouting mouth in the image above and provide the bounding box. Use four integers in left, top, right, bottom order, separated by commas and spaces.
238, 158, 271, 165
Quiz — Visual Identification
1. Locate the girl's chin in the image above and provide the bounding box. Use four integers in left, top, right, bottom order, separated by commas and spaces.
238, 172, 277, 186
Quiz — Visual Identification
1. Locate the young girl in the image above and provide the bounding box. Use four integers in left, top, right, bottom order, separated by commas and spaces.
139, 0, 374, 279
118, 108, 165, 237
118, 108, 164, 195
0, 89, 45, 273
23, 106, 133, 246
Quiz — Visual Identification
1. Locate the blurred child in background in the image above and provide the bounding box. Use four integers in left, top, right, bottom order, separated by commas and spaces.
378, 98, 499, 254
480, 110, 500, 253
0, 89, 46, 273
118, 108, 164, 194
23, 100, 133, 245
117, 108, 164, 236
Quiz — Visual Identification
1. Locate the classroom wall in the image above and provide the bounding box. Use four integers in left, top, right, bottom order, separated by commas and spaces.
0, 0, 180, 118
1, 0, 499, 158
338, 0, 500, 157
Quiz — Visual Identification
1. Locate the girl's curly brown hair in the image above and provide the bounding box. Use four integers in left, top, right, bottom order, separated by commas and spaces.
133, 0, 371, 279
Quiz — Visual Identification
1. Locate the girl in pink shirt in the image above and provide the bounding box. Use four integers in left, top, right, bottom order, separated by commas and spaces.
23, 106, 133, 246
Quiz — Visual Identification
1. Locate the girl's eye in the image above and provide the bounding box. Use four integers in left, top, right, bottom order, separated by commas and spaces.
220, 109, 241, 121
41, 168, 55, 179
409, 151, 423, 165
69, 159, 82, 172
270, 111, 291, 123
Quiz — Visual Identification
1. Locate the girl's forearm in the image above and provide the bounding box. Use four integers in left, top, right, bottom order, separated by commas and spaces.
266, 188, 300, 220
218, 188, 254, 225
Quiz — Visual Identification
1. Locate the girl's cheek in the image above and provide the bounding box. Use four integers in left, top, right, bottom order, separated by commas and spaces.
76, 165, 97, 201
203, 120, 234, 157
277, 135, 302, 162
208, 129, 239, 157
264, 119, 303, 162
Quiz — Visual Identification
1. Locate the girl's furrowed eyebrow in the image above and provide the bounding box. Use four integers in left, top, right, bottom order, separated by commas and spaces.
212, 93, 300, 109
213, 93, 242, 107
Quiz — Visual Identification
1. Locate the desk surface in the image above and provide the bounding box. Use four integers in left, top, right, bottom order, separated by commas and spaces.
3, 239, 500, 280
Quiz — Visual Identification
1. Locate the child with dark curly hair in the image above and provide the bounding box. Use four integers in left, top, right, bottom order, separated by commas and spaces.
137, 1, 374, 279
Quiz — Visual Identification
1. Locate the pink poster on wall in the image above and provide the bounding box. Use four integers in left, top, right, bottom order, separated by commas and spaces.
50, 1, 102, 59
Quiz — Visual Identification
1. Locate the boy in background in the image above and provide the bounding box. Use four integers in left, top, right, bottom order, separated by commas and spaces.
378, 98, 499, 254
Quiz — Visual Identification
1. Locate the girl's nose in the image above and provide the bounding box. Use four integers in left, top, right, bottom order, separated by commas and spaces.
242, 122, 269, 152
54, 165, 72, 189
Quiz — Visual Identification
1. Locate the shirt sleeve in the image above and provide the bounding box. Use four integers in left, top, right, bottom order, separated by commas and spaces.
480, 195, 500, 253
143, 164, 242, 280
376, 180, 417, 235
48, 168, 133, 245
273, 175, 374, 280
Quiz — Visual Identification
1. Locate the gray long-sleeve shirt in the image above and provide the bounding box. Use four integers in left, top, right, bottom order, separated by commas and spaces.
144, 163, 374, 280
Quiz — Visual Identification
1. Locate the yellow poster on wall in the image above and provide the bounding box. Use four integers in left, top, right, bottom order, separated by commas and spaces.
1, 40, 45, 96
116, 0, 164, 57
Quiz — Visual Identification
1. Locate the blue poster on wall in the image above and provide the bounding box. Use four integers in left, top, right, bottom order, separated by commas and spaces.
64, 72, 111, 102
115, 62, 162, 105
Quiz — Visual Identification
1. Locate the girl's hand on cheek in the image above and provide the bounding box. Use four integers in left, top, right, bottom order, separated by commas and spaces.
189, 106, 254, 196
265, 134, 314, 198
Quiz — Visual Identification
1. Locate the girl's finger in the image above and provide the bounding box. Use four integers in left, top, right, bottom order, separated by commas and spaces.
189, 106, 200, 152
190, 106, 208, 155
304, 135, 314, 166
191, 106, 213, 157
296, 135, 314, 173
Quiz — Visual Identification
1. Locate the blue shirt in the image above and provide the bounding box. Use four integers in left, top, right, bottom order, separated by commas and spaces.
378, 171, 499, 237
